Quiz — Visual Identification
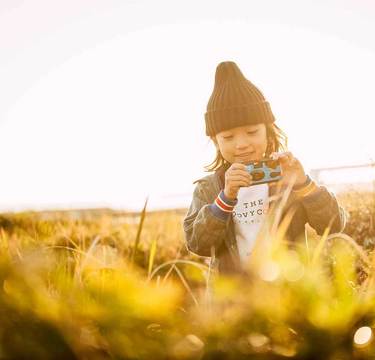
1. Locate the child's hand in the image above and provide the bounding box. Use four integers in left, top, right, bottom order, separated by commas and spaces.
224, 163, 253, 200
270, 151, 307, 189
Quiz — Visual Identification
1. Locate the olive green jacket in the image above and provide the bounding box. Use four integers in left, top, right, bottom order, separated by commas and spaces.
182, 165, 348, 274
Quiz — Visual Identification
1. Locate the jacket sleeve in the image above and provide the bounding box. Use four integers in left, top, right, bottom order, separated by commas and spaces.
182, 181, 231, 257
299, 185, 349, 236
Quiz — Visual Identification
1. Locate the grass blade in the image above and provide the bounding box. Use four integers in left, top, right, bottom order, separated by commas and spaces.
131, 195, 149, 264
147, 235, 158, 278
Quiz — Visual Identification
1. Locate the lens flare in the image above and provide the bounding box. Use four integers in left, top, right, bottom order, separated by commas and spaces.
259, 261, 280, 282
354, 326, 372, 346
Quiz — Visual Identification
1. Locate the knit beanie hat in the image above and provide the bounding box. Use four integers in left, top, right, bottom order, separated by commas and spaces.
205, 61, 275, 136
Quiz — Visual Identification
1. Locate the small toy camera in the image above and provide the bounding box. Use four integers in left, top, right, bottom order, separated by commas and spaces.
245, 158, 283, 185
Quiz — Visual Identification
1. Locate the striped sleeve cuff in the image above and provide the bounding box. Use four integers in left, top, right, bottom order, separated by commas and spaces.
292, 175, 320, 198
292, 175, 312, 190
209, 190, 238, 221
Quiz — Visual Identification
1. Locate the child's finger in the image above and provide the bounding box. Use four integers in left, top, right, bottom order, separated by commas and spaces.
278, 156, 290, 164
271, 151, 288, 160
229, 180, 251, 188
228, 167, 251, 177
227, 174, 252, 183
284, 151, 295, 163
270, 152, 278, 160
278, 151, 295, 165
231, 163, 248, 170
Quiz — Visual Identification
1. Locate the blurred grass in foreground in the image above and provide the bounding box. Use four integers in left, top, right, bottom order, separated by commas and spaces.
0, 190, 373, 359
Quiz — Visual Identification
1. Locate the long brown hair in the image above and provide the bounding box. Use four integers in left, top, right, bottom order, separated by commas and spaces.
203, 123, 288, 173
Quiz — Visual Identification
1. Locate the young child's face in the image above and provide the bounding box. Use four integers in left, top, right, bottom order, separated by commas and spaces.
213, 123, 268, 164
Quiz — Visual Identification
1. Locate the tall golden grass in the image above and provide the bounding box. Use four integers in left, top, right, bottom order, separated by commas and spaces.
0, 189, 373, 359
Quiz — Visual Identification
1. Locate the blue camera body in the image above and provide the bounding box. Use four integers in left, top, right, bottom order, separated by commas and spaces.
245, 158, 283, 185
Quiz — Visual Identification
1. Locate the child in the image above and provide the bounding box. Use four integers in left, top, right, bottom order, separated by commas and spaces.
183, 61, 348, 275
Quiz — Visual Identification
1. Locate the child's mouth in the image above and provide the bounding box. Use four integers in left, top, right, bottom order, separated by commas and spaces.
235, 152, 256, 161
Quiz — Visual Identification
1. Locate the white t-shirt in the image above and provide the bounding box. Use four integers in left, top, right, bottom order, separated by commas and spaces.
232, 183, 270, 267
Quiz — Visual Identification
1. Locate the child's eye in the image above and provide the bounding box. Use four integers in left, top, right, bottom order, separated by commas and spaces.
223, 131, 256, 139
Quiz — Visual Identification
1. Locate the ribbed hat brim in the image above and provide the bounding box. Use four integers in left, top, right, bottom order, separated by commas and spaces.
205, 101, 275, 136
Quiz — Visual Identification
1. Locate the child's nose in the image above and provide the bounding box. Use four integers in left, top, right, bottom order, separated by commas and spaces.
236, 140, 252, 149
235, 134, 253, 148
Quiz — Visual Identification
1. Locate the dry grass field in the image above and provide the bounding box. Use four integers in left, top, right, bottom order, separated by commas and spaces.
0, 189, 374, 359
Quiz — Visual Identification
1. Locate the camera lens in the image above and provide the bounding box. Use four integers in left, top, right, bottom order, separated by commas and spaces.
266, 160, 278, 169
251, 171, 265, 181
270, 171, 281, 178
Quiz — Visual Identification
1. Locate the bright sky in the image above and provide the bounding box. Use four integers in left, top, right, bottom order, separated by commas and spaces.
0, 0, 374, 212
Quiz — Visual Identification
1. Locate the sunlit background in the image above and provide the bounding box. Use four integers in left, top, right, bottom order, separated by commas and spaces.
1, 0, 374, 212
